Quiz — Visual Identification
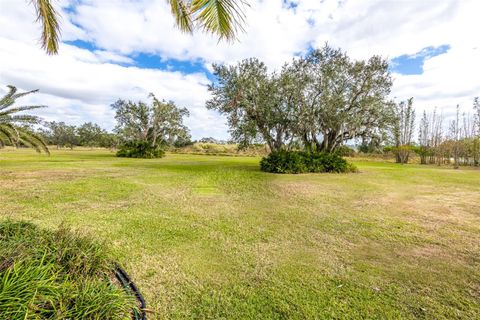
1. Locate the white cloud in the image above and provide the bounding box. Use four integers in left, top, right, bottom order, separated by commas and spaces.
0, 38, 226, 138
0, 0, 479, 139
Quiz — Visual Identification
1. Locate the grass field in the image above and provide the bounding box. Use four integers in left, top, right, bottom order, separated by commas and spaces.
1, 148, 479, 319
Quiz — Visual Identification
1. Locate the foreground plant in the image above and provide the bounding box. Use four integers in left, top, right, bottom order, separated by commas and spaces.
0, 220, 139, 319
0, 85, 49, 154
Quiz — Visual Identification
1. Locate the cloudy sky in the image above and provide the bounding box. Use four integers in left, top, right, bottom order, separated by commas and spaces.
1, 0, 479, 139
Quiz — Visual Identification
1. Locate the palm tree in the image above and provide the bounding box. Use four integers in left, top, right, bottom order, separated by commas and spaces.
31, 0, 248, 55
0, 85, 49, 154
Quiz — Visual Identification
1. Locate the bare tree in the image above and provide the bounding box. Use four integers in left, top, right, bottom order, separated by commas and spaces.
418, 111, 430, 164
429, 109, 444, 165
449, 105, 461, 169
474, 97, 480, 165
392, 98, 415, 163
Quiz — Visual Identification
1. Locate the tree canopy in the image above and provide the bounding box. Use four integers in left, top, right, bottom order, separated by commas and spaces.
112, 94, 191, 148
207, 44, 394, 153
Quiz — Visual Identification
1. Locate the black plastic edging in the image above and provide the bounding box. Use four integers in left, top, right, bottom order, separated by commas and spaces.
114, 263, 147, 320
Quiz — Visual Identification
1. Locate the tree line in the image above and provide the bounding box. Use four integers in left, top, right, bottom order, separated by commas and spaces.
207, 44, 480, 168
0, 87, 193, 156
2, 42, 479, 167
37, 122, 117, 149
397, 99, 480, 167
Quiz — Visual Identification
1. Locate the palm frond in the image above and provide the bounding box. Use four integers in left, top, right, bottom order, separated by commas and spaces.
0, 105, 46, 117
31, 0, 61, 55
191, 0, 247, 41
18, 130, 50, 154
0, 85, 49, 154
168, 0, 194, 33
0, 87, 39, 111
167, 0, 247, 41
0, 124, 17, 144
0, 123, 20, 144
6, 115, 43, 124
0, 86, 17, 106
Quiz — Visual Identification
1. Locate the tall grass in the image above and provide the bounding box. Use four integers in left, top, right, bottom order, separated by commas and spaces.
0, 220, 137, 319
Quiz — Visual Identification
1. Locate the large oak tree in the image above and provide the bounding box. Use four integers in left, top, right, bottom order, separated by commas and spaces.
207, 45, 394, 153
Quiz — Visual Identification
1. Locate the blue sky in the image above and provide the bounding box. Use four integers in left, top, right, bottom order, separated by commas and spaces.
0, 0, 479, 139
390, 45, 450, 75
66, 39, 213, 78
66, 39, 451, 77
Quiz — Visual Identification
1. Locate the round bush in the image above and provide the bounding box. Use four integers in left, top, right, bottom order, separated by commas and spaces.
116, 140, 165, 159
260, 150, 357, 174
260, 150, 307, 173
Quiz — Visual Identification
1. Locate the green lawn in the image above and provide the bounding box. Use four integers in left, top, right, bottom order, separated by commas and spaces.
1, 148, 479, 319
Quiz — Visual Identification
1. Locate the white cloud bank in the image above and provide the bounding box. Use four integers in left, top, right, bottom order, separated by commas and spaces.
0, 0, 479, 139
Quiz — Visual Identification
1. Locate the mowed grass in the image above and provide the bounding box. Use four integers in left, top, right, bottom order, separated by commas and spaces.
1, 148, 479, 319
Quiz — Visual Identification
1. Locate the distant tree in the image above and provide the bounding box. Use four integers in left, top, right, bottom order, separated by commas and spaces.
45, 121, 78, 149
358, 135, 384, 154
392, 98, 415, 164
112, 100, 150, 143
474, 97, 480, 165
449, 105, 461, 169
112, 94, 190, 157
28, 0, 248, 55
77, 122, 104, 148
150, 95, 191, 147
98, 132, 119, 150
417, 110, 430, 164
173, 135, 193, 148
199, 137, 219, 144
0, 85, 49, 153
429, 108, 444, 165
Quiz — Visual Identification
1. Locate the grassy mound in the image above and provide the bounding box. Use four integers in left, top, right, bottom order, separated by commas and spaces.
0, 220, 137, 319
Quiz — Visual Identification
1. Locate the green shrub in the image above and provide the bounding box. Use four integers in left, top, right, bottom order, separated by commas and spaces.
116, 140, 165, 158
0, 220, 137, 319
260, 150, 357, 174
260, 150, 307, 173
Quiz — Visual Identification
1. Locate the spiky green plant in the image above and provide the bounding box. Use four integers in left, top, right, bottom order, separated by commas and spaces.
0, 85, 49, 154
0, 220, 137, 319
30, 0, 248, 55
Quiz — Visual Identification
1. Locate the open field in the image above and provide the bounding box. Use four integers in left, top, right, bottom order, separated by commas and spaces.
1, 148, 479, 319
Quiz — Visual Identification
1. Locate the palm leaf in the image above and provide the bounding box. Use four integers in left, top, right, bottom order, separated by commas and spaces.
0, 105, 46, 117
7, 115, 43, 124
0, 125, 17, 144
18, 130, 50, 154
167, 0, 247, 41
31, 0, 60, 55
0, 85, 49, 154
168, 0, 194, 33
191, 0, 247, 41
0, 86, 17, 106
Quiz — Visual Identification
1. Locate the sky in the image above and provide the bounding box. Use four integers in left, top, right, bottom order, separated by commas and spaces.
1, 0, 479, 140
